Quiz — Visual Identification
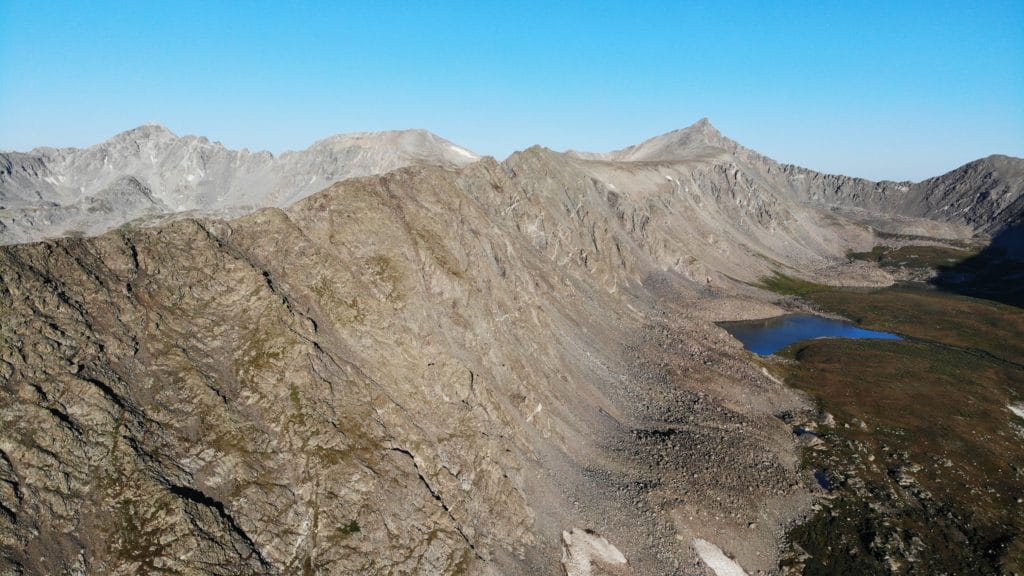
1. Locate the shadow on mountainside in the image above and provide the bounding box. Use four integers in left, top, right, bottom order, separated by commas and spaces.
931, 223, 1024, 307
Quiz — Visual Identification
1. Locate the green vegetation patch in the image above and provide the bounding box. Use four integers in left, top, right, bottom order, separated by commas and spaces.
758, 273, 831, 297
848, 243, 977, 271
808, 286, 1024, 365
414, 228, 465, 278
338, 519, 360, 535
844, 240, 1022, 308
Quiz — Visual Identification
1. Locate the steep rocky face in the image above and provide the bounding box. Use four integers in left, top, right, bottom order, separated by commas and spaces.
503, 145, 880, 289
0, 126, 479, 244
777, 155, 1024, 236
905, 154, 1024, 232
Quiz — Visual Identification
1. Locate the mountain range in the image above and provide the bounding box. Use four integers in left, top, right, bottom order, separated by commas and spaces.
0, 120, 1021, 575
0, 126, 479, 244
3, 120, 1022, 246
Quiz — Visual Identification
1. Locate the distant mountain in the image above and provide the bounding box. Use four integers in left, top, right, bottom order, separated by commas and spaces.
571, 118, 741, 163
0, 125, 479, 244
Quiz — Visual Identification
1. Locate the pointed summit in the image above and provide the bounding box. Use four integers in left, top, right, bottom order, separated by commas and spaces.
689, 116, 714, 131
684, 117, 722, 140
605, 118, 738, 162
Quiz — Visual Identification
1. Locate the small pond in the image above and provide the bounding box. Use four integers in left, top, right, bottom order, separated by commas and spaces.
719, 314, 902, 356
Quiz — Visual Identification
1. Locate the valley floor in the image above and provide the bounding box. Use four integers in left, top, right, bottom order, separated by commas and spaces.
763, 257, 1024, 574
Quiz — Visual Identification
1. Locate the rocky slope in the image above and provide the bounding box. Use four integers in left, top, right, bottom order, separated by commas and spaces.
0, 126, 479, 244
0, 119, 1019, 575
781, 154, 1024, 236
577, 119, 1023, 237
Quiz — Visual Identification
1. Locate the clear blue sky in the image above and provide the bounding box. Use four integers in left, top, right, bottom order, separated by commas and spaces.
1, 1, 1022, 181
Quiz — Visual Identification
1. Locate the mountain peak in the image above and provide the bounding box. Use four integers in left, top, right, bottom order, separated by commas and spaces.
310, 128, 442, 148
608, 119, 737, 162
110, 123, 178, 144
306, 129, 479, 165
659, 117, 727, 145
566, 118, 738, 163
680, 117, 721, 139
689, 116, 715, 130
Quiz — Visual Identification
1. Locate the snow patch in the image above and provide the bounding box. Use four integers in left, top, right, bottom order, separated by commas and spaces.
447, 144, 478, 160
526, 403, 543, 423
1009, 403, 1024, 419
693, 538, 749, 576
561, 528, 627, 576
761, 366, 783, 386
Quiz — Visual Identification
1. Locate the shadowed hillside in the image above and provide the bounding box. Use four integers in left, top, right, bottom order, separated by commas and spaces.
931, 222, 1024, 306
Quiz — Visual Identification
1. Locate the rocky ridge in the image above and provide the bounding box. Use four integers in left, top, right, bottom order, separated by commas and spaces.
0, 126, 479, 244
591, 120, 1023, 236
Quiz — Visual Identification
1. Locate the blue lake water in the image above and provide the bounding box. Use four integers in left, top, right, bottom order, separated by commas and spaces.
720, 314, 902, 356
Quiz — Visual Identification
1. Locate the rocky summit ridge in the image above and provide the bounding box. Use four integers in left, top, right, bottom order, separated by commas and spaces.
0, 119, 1021, 575
0, 126, 479, 244
4, 119, 1023, 246
580, 117, 742, 162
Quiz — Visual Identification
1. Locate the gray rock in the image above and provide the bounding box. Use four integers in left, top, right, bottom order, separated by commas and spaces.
1, 125, 480, 244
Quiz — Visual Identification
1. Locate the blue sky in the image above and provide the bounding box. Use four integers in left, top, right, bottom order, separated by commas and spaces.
1, 1, 1022, 181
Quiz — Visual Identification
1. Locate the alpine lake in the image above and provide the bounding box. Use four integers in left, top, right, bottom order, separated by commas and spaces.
720, 314, 902, 356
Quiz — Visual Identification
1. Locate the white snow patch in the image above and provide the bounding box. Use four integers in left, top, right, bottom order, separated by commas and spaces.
1009, 403, 1024, 419
761, 366, 784, 385
526, 403, 543, 423
561, 529, 627, 576
693, 538, 749, 576
447, 144, 478, 160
